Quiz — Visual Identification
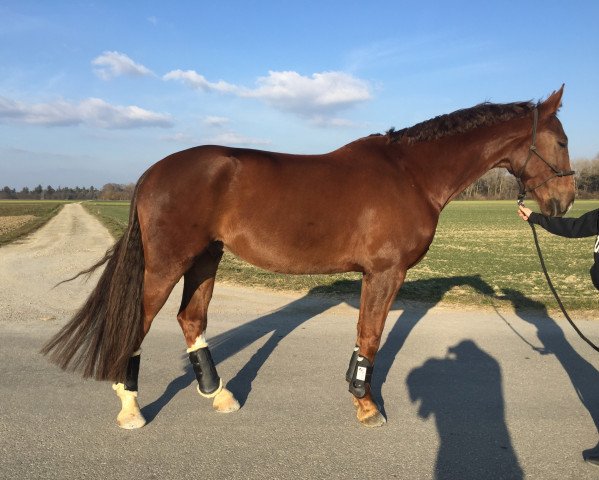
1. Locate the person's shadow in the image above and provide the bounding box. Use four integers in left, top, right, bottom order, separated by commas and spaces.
499, 288, 599, 462
407, 340, 524, 479
142, 275, 497, 423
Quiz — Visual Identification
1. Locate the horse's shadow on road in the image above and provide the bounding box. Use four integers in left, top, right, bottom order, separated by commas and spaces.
142, 274, 599, 475
142, 275, 496, 420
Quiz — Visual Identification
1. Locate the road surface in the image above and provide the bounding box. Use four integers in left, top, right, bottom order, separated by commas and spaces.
2, 203, 599, 479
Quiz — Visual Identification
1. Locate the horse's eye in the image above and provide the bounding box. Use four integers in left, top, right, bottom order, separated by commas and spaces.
558, 141, 567, 148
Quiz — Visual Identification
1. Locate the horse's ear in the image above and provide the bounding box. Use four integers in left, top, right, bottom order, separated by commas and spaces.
540, 84, 564, 117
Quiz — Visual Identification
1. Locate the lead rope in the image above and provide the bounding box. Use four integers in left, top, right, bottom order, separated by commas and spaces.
528, 221, 599, 353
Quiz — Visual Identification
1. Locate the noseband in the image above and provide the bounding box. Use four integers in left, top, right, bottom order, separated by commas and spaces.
516, 108, 575, 204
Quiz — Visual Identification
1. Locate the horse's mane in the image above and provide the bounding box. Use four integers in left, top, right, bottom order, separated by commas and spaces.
384, 100, 537, 144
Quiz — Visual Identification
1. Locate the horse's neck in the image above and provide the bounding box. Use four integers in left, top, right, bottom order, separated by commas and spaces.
408, 126, 525, 210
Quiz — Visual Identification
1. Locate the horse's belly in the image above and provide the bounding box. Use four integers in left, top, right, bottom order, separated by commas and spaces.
223, 233, 361, 275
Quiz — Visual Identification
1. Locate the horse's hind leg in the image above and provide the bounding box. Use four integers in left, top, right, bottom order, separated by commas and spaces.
113, 259, 190, 429
347, 267, 406, 427
177, 242, 240, 413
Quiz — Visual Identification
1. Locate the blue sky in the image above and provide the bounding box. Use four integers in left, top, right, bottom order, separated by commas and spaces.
1, 1, 598, 189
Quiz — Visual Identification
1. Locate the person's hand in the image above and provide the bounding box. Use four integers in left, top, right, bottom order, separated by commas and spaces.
518, 204, 532, 221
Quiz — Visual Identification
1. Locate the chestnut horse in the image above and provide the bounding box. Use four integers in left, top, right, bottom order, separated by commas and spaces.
43, 86, 575, 429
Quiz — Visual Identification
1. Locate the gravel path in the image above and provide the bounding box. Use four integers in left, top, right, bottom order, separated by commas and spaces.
0, 203, 114, 324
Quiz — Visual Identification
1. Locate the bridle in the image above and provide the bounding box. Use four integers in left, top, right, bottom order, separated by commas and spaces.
516, 108, 575, 205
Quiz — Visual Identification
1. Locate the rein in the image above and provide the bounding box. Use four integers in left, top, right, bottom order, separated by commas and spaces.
526, 221, 599, 353
516, 109, 599, 352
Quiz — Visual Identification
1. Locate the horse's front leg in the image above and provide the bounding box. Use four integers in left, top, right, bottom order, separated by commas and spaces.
347, 268, 405, 427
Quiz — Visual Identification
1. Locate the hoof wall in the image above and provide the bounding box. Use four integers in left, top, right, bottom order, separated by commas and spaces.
359, 411, 386, 428
117, 412, 146, 430
212, 388, 240, 413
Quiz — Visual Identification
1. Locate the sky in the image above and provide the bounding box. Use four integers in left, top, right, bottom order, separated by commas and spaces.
1, 1, 598, 189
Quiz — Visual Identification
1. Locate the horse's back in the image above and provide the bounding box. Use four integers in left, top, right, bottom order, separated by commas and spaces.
134, 143, 411, 274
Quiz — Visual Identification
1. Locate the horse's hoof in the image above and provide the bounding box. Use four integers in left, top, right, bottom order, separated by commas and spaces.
352, 396, 386, 427
212, 388, 240, 413
359, 411, 386, 428
113, 383, 146, 429
116, 411, 146, 429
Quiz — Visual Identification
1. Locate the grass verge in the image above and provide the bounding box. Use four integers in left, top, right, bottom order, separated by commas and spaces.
82, 201, 130, 238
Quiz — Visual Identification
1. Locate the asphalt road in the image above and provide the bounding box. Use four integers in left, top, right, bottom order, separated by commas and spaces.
2, 205, 599, 479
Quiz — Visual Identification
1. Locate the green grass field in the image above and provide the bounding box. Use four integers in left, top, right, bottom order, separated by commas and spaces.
0, 200, 65, 246
83, 201, 130, 238
83, 199, 599, 313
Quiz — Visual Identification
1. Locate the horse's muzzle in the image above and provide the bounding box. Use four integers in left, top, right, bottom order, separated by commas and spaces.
545, 197, 573, 217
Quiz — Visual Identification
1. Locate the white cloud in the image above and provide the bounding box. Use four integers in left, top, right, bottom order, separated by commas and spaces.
203, 116, 230, 128
92, 51, 154, 80
163, 70, 238, 93
0, 95, 173, 129
164, 69, 372, 121
242, 71, 371, 115
206, 132, 271, 147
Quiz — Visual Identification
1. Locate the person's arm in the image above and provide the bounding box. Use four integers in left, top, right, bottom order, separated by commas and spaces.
518, 205, 599, 238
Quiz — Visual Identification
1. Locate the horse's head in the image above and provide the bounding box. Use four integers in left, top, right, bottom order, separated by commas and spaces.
513, 85, 575, 216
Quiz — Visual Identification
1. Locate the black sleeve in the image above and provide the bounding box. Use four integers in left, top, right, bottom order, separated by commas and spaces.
528, 209, 599, 238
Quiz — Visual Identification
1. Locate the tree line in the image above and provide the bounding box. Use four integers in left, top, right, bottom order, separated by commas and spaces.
2, 155, 598, 201
0, 183, 135, 201
458, 156, 599, 199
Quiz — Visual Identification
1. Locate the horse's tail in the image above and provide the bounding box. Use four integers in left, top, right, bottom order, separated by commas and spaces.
41, 192, 145, 382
